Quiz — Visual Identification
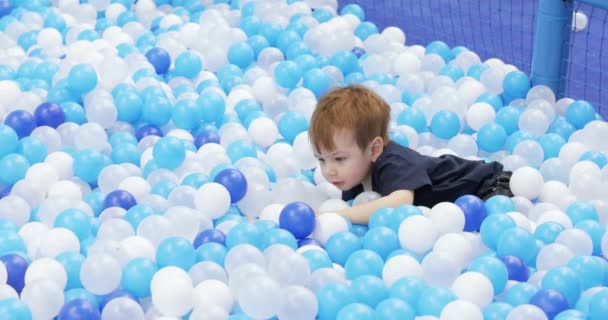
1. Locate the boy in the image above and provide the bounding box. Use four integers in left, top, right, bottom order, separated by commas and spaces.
308, 85, 512, 224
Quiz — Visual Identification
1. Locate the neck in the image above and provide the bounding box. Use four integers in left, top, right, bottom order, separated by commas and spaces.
361, 171, 373, 192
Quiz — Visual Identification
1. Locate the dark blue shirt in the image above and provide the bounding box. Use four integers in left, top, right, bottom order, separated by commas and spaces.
342, 141, 503, 207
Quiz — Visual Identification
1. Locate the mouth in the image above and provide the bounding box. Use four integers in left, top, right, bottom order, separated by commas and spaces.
331, 181, 344, 188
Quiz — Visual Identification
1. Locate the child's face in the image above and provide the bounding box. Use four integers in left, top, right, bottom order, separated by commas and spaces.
314, 130, 374, 191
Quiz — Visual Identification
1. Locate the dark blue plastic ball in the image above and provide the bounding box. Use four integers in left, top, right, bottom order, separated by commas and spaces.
0, 253, 29, 293
57, 298, 101, 320
499, 255, 529, 282
455, 195, 487, 232
298, 238, 323, 248
4, 110, 37, 138
213, 168, 248, 203
135, 124, 163, 141
145, 47, 171, 74
34, 101, 65, 128
530, 288, 570, 320
103, 190, 137, 210
193, 229, 226, 248
279, 202, 316, 239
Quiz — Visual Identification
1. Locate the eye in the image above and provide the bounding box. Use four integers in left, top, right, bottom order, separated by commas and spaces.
335, 157, 346, 162
317, 158, 325, 164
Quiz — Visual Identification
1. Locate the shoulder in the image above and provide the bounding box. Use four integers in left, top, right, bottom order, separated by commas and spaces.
375, 141, 430, 167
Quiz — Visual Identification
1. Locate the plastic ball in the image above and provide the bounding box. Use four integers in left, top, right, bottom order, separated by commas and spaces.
566, 100, 595, 129
0, 253, 29, 293
4, 110, 37, 139
213, 168, 247, 203
145, 47, 171, 74
150, 266, 194, 317
431, 110, 461, 139
34, 101, 65, 129
441, 299, 483, 320
58, 298, 101, 320
454, 195, 487, 231
477, 122, 507, 152
325, 231, 362, 266
382, 254, 422, 288
279, 202, 316, 239
103, 190, 137, 211
194, 182, 231, 219
20, 279, 64, 320
503, 71, 531, 101
67, 64, 98, 94
80, 254, 122, 295
153, 136, 186, 170
417, 287, 457, 317
398, 215, 438, 255
174, 50, 202, 78
506, 304, 549, 320
337, 303, 377, 320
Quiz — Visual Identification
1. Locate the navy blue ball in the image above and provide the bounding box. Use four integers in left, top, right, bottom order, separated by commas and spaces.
193, 229, 226, 248
103, 190, 137, 210
0, 253, 29, 293
4, 110, 37, 138
298, 238, 323, 248
499, 255, 529, 282
58, 299, 101, 320
351, 46, 366, 58
530, 288, 570, 319
279, 202, 316, 239
194, 129, 220, 148
145, 47, 171, 74
98, 289, 139, 310
213, 168, 248, 203
0, 184, 12, 200
455, 195, 487, 232
135, 124, 163, 141
34, 101, 65, 128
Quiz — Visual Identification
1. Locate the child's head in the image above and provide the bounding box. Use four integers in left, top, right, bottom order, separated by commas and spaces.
308, 85, 391, 190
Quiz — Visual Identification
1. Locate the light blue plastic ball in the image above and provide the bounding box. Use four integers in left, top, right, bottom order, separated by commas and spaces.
67, 63, 98, 94
153, 136, 186, 170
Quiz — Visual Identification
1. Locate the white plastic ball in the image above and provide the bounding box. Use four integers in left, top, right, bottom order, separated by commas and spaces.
237, 274, 281, 319
37, 228, 80, 258
21, 280, 64, 320
466, 102, 496, 132
382, 254, 423, 288
421, 251, 461, 288
433, 233, 474, 270
519, 108, 549, 137
506, 304, 548, 320
451, 272, 494, 308
102, 297, 145, 320
510, 167, 544, 199
151, 267, 194, 317
399, 215, 439, 255
80, 254, 122, 295
193, 279, 234, 312
536, 243, 575, 270
428, 202, 465, 235
25, 257, 67, 290
248, 117, 279, 148
116, 236, 156, 265
311, 213, 349, 245
555, 228, 593, 256
194, 183, 231, 219
276, 285, 318, 320
440, 300, 483, 320
189, 262, 228, 286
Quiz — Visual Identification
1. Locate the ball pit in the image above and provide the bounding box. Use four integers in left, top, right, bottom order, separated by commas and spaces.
0, 0, 607, 319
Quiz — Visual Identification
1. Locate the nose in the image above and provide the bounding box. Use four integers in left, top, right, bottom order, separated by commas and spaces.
323, 163, 337, 178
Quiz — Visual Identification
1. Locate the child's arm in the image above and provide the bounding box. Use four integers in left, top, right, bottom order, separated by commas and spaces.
336, 190, 414, 224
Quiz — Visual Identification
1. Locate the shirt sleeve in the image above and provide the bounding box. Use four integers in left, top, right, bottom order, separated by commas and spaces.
373, 153, 433, 196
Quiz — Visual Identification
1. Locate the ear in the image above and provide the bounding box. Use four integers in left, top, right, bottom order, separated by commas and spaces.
370, 136, 384, 162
